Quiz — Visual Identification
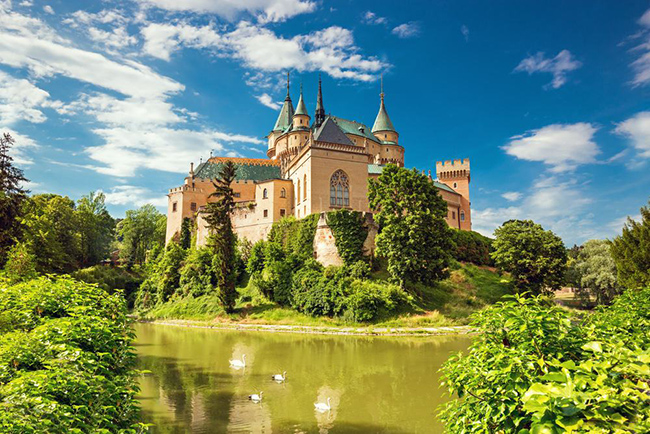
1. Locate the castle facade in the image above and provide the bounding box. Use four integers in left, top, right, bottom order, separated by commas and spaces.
166, 76, 472, 246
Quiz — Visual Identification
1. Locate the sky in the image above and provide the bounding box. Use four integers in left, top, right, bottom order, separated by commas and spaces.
1, 0, 649, 246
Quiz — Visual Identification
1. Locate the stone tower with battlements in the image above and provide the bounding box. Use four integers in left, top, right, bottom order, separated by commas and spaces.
436, 159, 471, 231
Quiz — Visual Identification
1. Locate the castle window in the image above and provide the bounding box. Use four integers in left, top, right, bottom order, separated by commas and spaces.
452, 211, 456, 220
172, 202, 177, 212
297, 180, 301, 204
460, 211, 465, 222
264, 210, 268, 218
280, 188, 286, 198
330, 169, 350, 207
280, 209, 286, 217
190, 202, 197, 212
303, 174, 307, 201
453, 182, 457, 189
384, 134, 387, 139
263, 188, 268, 199
234, 192, 241, 198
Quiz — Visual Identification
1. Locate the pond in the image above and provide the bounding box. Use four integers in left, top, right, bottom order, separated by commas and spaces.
134, 322, 471, 433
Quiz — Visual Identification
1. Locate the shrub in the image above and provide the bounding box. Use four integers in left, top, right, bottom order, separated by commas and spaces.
346, 260, 371, 280
254, 259, 293, 305
291, 265, 349, 317
0, 276, 142, 432
2, 243, 37, 284
440, 291, 650, 433
451, 229, 493, 266
343, 280, 404, 322
71, 265, 143, 308
327, 210, 368, 265
179, 246, 215, 297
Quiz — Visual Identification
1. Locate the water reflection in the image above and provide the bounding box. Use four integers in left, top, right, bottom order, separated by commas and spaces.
134, 323, 471, 433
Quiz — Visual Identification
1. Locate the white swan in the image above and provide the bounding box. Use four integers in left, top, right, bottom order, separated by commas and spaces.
271, 371, 286, 382
314, 397, 331, 412
229, 354, 246, 368
248, 391, 263, 402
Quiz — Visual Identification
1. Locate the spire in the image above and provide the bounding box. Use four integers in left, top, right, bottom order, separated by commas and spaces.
372, 74, 396, 134
294, 81, 308, 116
272, 72, 295, 132
314, 74, 325, 128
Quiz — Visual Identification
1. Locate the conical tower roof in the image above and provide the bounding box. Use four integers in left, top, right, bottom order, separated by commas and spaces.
371, 77, 396, 133
272, 73, 294, 132
314, 74, 325, 128
294, 83, 308, 116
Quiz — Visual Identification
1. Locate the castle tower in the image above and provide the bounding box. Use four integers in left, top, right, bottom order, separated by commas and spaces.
314, 74, 325, 128
293, 83, 310, 129
371, 76, 399, 145
436, 159, 471, 231
267, 73, 294, 158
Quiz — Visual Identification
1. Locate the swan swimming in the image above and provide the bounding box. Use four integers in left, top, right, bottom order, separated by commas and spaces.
229, 354, 246, 368
314, 397, 331, 412
248, 391, 263, 402
271, 371, 286, 382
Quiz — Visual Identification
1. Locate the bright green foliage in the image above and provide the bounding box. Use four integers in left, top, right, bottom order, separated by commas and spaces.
572, 240, 620, 305
248, 241, 296, 305
137, 242, 187, 307
343, 280, 405, 322
451, 229, 494, 266
291, 263, 348, 317
71, 265, 143, 307
326, 210, 368, 265
0, 276, 143, 432
2, 242, 37, 284
75, 191, 115, 267
0, 133, 28, 268
179, 246, 215, 297
180, 217, 193, 250
440, 290, 650, 433
118, 204, 166, 266
610, 202, 650, 290
368, 164, 452, 287
347, 260, 371, 280
491, 220, 567, 295
19, 194, 80, 273
204, 161, 238, 312
267, 214, 319, 260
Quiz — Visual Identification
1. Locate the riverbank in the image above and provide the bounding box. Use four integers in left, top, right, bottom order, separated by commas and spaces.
135, 317, 477, 336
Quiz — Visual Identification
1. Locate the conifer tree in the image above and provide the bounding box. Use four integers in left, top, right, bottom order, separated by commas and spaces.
0, 133, 28, 266
204, 161, 238, 312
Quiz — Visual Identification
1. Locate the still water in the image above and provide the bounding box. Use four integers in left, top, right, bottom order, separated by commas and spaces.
134, 322, 471, 433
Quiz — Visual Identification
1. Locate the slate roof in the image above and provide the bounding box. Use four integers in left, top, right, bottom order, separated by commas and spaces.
329, 116, 380, 143
294, 89, 308, 116
194, 157, 282, 181
273, 96, 294, 132
372, 97, 396, 133
313, 117, 355, 146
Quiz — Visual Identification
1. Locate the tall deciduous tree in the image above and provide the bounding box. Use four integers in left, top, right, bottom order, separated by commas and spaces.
610, 201, 650, 290
572, 239, 620, 305
76, 192, 115, 267
491, 220, 567, 295
204, 161, 238, 312
368, 164, 452, 288
0, 133, 28, 266
117, 204, 166, 266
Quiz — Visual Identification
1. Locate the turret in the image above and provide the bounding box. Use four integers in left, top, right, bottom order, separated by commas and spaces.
314, 74, 325, 128
293, 83, 310, 129
267, 73, 294, 158
371, 77, 399, 145
436, 159, 471, 230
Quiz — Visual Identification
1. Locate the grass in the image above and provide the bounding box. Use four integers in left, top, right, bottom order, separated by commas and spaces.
137, 262, 515, 328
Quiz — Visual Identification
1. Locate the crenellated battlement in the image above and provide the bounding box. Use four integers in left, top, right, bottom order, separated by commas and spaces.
436, 158, 470, 171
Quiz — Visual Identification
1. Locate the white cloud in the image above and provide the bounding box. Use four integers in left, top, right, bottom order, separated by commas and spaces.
255, 93, 280, 110
103, 185, 167, 207
43, 5, 54, 15
19, 1, 33, 6
503, 123, 600, 172
141, 21, 387, 82
502, 191, 522, 202
614, 111, 650, 159
0, 70, 60, 124
514, 50, 582, 89
628, 9, 650, 86
461, 25, 469, 42
392, 22, 420, 39
0, 127, 39, 165
362, 11, 387, 25
136, 0, 316, 23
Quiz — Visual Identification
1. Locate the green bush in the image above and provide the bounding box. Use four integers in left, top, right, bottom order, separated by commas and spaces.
451, 229, 494, 266
327, 210, 368, 265
291, 265, 349, 317
346, 260, 371, 280
0, 276, 143, 432
71, 265, 143, 308
2, 243, 37, 284
179, 246, 215, 297
440, 290, 650, 433
343, 280, 404, 322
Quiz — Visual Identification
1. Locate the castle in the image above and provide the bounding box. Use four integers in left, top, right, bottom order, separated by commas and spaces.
165, 76, 471, 247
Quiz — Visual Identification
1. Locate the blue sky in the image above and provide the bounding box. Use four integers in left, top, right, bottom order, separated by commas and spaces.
1, 0, 649, 245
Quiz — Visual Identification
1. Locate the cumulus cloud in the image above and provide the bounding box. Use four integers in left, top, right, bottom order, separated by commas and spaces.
362, 11, 387, 25
392, 22, 420, 39
256, 93, 281, 110
103, 185, 167, 207
136, 0, 316, 23
614, 111, 650, 160
43, 5, 54, 14
141, 22, 387, 81
502, 191, 522, 202
514, 50, 582, 89
0, 70, 64, 124
503, 123, 600, 172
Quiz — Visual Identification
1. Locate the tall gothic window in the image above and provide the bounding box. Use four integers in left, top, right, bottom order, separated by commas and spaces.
303, 174, 307, 201
297, 180, 301, 204
330, 170, 350, 207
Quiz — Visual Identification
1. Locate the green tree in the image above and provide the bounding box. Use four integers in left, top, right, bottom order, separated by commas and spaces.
180, 217, 192, 250
368, 164, 452, 287
19, 194, 80, 273
0, 133, 28, 267
2, 242, 37, 283
491, 220, 567, 295
75, 191, 115, 267
610, 201, 650, 289
117, 204, 166, 266
204, 161, 238, 312
154, 241, 187, 304
572, 239, 620, 305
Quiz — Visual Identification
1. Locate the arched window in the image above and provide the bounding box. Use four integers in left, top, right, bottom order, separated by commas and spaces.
330, 170, 350, 207
263, 188, 268, 199
297, 180, 301, 204
303, 174, 307, 201
280, 188, 286, 198
460, 211, 465, 222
